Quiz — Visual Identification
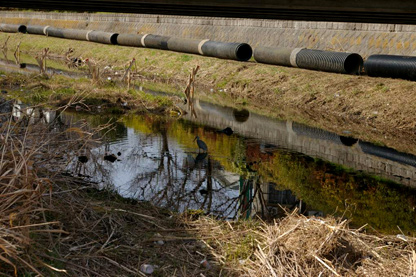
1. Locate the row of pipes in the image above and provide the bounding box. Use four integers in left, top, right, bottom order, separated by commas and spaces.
1, 23, 416, 81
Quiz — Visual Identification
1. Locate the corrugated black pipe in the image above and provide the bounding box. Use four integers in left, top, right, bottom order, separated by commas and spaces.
253, 46, 294, 67
87, 30, 118, 45
116, 33, 146, 47
26, 25, 48, 35
201, 41, 252, 61
296, 49, 363, 74
364, 54, 416, 81
45, 27, 91, 41
359, 141, 416, 167
0, 24, 26, 33
142, 34, 170, 50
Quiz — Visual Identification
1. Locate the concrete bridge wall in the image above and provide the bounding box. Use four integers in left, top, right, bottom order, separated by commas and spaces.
2, 11, 416, 57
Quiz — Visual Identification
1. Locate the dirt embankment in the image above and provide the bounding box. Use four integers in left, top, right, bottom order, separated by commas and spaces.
1, 32, 416, 154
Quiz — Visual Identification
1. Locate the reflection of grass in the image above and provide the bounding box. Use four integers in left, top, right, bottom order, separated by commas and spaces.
258, 152, 416, 234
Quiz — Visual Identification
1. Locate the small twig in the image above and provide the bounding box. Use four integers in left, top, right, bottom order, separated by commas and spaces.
99, 256, 143, 276
13, 41, 21, 64
313, 255, 340, 276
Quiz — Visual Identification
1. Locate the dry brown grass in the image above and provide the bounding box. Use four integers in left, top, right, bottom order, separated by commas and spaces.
0, 103, 220, 276
0, 102, 105, 275
189, 211, 416, 276
0, 112, 68, 275
1, 101, 416, 276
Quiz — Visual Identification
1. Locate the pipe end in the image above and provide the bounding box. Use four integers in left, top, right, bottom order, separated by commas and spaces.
344, 53, 363, 75
110, 33, 119, 45
18, 25, 27, 33
235, 43, 253, 61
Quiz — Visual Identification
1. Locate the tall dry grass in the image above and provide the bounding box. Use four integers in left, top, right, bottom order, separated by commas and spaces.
190, 210, 416, 276
0, 103, 99, 276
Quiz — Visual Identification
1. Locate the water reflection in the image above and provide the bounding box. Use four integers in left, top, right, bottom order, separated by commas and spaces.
58, 111, 416, 234
9, 100, 416, 234
180, 100, 416, 187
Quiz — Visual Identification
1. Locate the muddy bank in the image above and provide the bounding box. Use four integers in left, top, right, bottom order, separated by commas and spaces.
1, 32, 416, 155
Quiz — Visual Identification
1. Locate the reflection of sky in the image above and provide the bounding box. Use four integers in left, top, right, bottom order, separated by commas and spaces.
69, 126, 240, 218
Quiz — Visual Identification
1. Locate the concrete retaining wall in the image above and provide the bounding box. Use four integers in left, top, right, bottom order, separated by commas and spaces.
1, 11, 416, 57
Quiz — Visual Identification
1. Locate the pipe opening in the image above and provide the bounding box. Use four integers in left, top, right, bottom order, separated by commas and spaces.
18, 25, 27, 33
235, 43, 253, 61
340, 136, 358, 146
233, 108, 250, 122
110, 33, 119, 45
344, 53, 363, 75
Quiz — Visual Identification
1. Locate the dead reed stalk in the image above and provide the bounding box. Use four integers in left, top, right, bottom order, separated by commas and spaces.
13, 41, 21, 64
184, 65, 200, 118
122, 58, 136, 89
2, 35, 9, 59
85, 58, 100, 83
35, 48, 49, 75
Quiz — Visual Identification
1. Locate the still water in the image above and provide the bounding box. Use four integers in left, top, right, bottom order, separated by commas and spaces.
57, 99, 416, 235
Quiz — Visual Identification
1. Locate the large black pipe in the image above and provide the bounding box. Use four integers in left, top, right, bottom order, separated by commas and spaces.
253, 46, 296, 67
364, 54, 416, 81
26, 25, 48, 35
359, 141, 416, 167
0, 24, 27, 33
167, 37, 207, 55
167, 37, 253, 61
45, 27, 91, 41
201, 41, 252, 61
116, 33, 146, 47
296, 49, 363, 74
142, 34, 170, 50
87, 30, 119, 45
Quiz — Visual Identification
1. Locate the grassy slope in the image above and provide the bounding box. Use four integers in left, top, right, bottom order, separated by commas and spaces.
2, 32, 416, 154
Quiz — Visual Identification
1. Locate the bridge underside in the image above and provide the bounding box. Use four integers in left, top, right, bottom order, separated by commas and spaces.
3, 0, 416, 24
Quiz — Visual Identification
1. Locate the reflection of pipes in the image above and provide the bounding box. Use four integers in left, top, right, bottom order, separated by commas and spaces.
292, 122, 342, 143
233, 108, 250, 122
359, 141, 416, 167
339, 136, 358, 146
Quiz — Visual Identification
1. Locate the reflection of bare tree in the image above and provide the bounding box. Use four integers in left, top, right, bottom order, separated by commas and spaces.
62, 116, 278, 220
116, 127, 241, 218
1, 36, 9, 60
237, 177, 272, 219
